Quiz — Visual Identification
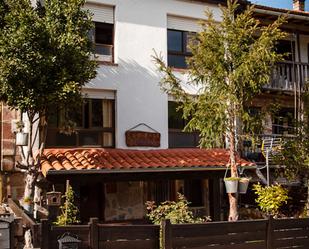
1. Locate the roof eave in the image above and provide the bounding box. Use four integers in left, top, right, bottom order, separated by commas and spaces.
45, 164, 257, 176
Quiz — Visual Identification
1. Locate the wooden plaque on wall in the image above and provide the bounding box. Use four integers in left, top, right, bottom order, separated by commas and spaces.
125, 131, 161, 147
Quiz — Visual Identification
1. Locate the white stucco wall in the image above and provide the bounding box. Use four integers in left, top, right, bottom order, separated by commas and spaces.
84, 0, 221, 149
84, 0, 309, 150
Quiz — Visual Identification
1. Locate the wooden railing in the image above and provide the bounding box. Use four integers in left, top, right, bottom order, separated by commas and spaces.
38, 216, 309, 249
265, 61, 309, 91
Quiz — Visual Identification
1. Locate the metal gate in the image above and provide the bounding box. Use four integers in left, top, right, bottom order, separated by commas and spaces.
0, 218, 12, 249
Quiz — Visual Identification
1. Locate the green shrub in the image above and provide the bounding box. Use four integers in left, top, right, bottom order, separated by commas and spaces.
146, 193, 208, 225
253, 183, 289, 217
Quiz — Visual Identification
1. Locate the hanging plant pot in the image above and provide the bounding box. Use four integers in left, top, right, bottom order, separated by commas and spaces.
239, 177, 250, 194
224, 177, 239, 193
16, 132, 28, 146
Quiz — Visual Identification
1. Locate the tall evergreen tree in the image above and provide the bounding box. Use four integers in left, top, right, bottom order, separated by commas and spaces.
0, 0, 97, 207
154, 0, 286, 221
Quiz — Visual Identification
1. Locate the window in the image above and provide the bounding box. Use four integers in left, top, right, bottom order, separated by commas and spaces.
168, 101, 199, 148
46, 98, 115, 147
176, 179, 204, 207
167, 29, 194, 69
276, 40, 295, 61
93, 22, 114, 62
272, 108, 295, 135
84, 4, 115, 63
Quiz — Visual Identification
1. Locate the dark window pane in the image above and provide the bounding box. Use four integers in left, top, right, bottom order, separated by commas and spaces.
68, 105, 83, 128
79, 131, 100, 146
95, 22, 113, 45
48, 108, 58, 127
186, 32, 196, 53
92, 99, 103, 127
184, 179, 203, 207
84, 100, 90, 128
168, 54, 187, 69
168, 30, 183, 52
168, 101, 185, 129
276, 40, 295, 61
56, 133, 77, 146
272, 108, 294, 134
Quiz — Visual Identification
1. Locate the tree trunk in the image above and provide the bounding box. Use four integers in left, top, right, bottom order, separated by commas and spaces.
228, 122, 239, 221
306, 176, 309, 217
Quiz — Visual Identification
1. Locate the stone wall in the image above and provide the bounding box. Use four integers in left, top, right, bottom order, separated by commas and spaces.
0, 104, 25, 202
104, 181, 145, 221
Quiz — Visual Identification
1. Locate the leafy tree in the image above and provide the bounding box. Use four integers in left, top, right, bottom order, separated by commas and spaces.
0, 0, 97, 207
154, 0, 286, 221
273, 88, 309, 216
55, 185, 80, 225
253, 183, 289, 217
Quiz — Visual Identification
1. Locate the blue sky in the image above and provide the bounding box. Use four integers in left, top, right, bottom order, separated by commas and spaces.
252, 0, 309, 11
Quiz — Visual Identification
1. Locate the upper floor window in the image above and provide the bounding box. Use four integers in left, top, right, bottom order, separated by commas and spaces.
85, 4, 114, 63
272, 108, 295, 135
94, 22, 114, 63
46, 98, 115, 148
276, 40, 295, 61
167, 29, 194, 69
167, 15, 200, 69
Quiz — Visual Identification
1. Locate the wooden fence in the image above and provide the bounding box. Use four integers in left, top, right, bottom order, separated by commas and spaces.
38, 216, 309, 249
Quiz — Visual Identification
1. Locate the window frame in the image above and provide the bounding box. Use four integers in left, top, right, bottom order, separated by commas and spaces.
46, 98, 115, 148
93, 22, 115, 63
167, 29, 194, 69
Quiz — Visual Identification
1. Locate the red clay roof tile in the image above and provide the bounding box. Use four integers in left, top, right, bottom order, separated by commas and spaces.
40, 148, 255, 177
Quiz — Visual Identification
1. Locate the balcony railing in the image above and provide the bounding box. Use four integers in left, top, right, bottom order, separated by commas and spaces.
95, 44, 113, 62
265, 61, 309, 91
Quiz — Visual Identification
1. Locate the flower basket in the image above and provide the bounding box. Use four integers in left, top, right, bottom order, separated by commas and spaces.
16, 132, 28, 146
224, 177, 239, 193
239, 177, 250, 194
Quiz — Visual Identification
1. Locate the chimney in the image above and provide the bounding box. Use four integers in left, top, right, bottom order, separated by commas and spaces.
293, 0, 305, 11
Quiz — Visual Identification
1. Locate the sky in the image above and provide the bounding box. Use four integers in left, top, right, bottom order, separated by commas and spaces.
252, 0, 309, 11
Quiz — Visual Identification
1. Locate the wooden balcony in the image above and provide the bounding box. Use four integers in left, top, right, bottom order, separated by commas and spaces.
264, 61, 309, 91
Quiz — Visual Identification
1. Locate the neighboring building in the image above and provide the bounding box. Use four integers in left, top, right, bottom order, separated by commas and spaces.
1, 0, 309, 222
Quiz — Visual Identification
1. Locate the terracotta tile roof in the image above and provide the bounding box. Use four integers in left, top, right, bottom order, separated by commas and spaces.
40, 148, 255, 177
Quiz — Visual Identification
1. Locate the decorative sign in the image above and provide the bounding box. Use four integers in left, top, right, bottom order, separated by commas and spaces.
126, 131, 160, 147
126, 123, 161, 147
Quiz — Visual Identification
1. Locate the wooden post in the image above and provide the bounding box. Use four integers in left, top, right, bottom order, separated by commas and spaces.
31, 223, 40, 248
89, 217, 99, 249
161, 219, 172, 249
65, 179, 69, 225
40, 219, 49, 249
267, 216, 274, 249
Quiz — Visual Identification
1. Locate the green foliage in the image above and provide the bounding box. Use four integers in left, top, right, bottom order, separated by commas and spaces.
146, 193, 208, 225
54, 185, 80, 226
154, 0, 286, 148
253, 183, 289, 216
0, 0, 97, 117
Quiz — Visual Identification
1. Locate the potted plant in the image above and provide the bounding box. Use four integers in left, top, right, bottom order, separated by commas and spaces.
224, 177, 240, 193
15, 121, 28, 146
238, 177, 251, 194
